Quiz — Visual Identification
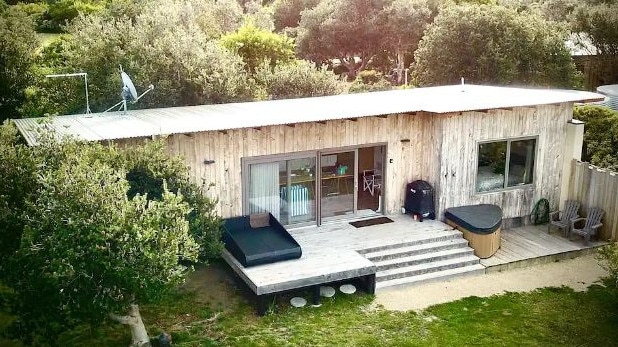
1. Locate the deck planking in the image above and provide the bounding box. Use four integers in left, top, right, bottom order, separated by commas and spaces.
481, 224, 606, 270
223, 215, 606, 302
222, 247, 375, 295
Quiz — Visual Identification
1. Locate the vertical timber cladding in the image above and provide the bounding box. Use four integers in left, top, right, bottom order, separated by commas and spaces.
163, 113, 442, 218
435, 103, 573, 221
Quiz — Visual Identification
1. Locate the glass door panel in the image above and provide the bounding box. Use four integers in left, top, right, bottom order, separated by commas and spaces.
320, 151, 355, 219
248, 161, 286, 220
282, 158, 316, 224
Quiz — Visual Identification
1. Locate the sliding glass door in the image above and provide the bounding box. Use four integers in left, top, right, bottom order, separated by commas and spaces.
243, 145, 385, 226
320, 151, 356, 220
246, 156, 316, 225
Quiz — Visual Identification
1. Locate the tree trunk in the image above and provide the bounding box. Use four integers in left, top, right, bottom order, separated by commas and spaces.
110, 304, 151, 347
396, 48, 405, 85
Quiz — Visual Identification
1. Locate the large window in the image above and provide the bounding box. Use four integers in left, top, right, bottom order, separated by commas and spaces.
476, 138, 536, 193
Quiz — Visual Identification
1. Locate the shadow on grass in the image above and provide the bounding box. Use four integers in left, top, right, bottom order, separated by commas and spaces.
8, 263, 618, 347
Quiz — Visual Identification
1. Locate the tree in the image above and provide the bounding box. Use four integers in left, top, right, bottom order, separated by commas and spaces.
254, 59, 343, 99
378, 0, 432, 84
573, 105, 618, 171
296, 0, 387, 80
272, 0, 320, 31
573, 1, 618, 55
23, 0, 253, 117
243, 0, 276, 31
221, 22, 295, 73
413, 4, 581, 87
0, 6, 37, 123
0, 124, 222, 345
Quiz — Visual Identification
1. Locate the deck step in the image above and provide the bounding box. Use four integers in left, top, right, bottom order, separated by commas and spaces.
375, 255, 480, 282
363, 238, 470, 261
376, 263, 486, 291
373, 248, 475, 271
356, 230, 462, 254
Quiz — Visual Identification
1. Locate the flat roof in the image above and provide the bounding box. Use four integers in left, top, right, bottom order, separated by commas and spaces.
13, 84, 604, 145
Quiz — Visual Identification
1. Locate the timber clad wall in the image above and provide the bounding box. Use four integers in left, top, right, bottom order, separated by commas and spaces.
118, 103, 572, 223
437, 103, 571, 221
568, 160, 618, 241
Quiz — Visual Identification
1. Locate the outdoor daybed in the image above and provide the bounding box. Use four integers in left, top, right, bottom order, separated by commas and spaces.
445, 204, 502, 258
222, 213, 302, 267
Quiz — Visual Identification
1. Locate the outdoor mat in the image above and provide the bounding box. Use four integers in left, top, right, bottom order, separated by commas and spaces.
350, 217, 394, 228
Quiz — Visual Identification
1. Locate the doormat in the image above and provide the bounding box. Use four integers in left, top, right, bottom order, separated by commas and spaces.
350, 217, 394, 228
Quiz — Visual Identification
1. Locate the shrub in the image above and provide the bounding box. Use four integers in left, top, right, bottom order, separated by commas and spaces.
597, 243, 618, 287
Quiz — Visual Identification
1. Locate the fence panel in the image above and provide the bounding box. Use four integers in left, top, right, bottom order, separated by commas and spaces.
568, 160, 618, 241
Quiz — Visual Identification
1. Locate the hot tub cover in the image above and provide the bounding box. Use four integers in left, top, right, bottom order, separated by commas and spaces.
445, 204, 502, 234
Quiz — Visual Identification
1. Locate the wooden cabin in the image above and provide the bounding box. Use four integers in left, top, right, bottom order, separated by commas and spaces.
14, 84, 603, 228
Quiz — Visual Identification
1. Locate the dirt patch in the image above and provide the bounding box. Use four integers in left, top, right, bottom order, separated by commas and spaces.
181, 261, 245, 312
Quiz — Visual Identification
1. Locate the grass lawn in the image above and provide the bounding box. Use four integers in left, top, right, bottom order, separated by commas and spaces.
42, 261, 617, 347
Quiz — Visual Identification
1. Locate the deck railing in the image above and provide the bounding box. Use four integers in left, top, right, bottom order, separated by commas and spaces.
567, 160, 618, 241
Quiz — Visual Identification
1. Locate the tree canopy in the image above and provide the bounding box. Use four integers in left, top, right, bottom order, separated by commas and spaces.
572, 1, 618, 55
573, 105, 618, 171
413, 4, 581, 87
0, 6, 38, 123
254, 59, 343, 99
296, 0, 387, 80
0, 123, 222, 343
22, 0, 254, 117
272, 0, 319, 31
221, 22, 296, 73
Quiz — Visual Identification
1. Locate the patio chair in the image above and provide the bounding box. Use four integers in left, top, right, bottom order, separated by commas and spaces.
569, 207, 605, 245
548, 200, 580, 237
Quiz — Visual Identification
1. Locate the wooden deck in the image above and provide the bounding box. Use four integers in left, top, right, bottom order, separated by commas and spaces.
289, 214, 457, 251
481, 224, 607, 272
223, 215, 607, 310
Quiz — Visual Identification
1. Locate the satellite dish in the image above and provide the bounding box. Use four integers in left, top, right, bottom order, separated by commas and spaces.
121, 71, 138, 102
104, 65, 154, 114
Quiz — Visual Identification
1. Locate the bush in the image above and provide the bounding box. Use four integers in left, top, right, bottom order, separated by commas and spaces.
573, 105, 618, 171
348, 70, 393, 93
0, 123, 222, 343
597, 243, 618, 287
254, 59, 343, 99
38, 0, 104, 33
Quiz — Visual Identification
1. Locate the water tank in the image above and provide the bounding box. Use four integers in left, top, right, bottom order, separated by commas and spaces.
596, 84, 618, 111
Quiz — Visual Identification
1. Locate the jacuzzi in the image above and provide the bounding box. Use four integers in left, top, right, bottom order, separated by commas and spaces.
445, 204, 502, 259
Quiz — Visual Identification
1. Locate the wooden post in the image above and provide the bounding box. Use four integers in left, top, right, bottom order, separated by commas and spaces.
560, 120, 584, 210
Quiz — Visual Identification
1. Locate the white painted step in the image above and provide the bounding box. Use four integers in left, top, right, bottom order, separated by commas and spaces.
357, 231, 462, 254
376, 255, 480, 282
373, 248, 475, 271
364, 238, 470, 261
376, 263, 486, 290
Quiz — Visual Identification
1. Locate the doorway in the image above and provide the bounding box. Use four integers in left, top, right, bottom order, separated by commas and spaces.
243, 144, 386, 226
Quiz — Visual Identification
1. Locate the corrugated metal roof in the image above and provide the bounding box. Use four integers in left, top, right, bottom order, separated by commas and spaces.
13, 84, 604, 146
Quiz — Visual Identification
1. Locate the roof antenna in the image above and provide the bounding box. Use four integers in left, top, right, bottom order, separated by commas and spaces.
104, 65, 154, 114
45, 72, 91, 114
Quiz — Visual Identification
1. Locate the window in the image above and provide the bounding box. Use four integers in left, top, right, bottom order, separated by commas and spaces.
476, 138, 536, 193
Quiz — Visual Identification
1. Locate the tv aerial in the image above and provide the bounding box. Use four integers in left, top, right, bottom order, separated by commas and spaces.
104, 65, 154, 114
45, 72, 91, 114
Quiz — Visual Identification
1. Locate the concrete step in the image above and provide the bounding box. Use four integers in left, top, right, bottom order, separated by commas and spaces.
356, 230, 462, 255
376, 263, 486, 291
376, 255, 480, 282
364, 238, 470, 262
373, 248, 475, 272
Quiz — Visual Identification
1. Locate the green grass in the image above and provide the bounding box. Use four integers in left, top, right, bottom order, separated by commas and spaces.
5, 263, 618, 347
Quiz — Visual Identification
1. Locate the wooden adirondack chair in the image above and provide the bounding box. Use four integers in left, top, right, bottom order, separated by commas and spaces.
548, 200, 580, 237
569, 207, 605, 245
